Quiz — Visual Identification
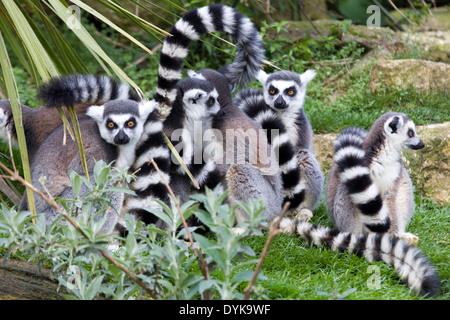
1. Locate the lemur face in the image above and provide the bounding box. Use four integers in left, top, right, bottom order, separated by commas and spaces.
183, 88, 220, 120
103, 114, 140, 145
257, 69, 316, 113
87, 100, 153, 147
384, 115, 424, 150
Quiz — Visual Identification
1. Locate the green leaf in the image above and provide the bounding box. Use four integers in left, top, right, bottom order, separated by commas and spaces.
85, 275, 105, 300
194, 233, 226, 270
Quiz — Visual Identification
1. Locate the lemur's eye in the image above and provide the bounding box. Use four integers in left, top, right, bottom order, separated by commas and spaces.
127, 121, 135, 128
208, 97, 215, 106
287, 90, 294, 95
107, 122, 115, 129
408, 129, 414, 137
269, 89, 276, 95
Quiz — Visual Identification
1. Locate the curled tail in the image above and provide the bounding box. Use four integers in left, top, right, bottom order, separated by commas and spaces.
333, 127, 390, 233
154, 4, 265, 119
294, 221, 440, 297
37, 74, 140, 107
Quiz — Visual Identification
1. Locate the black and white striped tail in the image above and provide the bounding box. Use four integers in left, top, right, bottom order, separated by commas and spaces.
295, 221, 440, 297
37, 74, 140, 108
118, 103, 172, 230
154, 4, 265, 119
235, 89, 306, 213
333, 127, 390, 233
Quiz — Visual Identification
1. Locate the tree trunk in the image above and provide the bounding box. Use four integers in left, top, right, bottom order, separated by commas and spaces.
0, 259, 63, 300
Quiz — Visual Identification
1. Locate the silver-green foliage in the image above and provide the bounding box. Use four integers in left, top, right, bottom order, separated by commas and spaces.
0, 160, 268, 300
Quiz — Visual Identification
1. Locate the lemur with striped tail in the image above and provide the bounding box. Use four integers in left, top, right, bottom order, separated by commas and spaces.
235, 69, 323, 221
277, 112, 440, 297
327, 112, 424, 242
37, 74, 169, 233
18, 100, 153, 234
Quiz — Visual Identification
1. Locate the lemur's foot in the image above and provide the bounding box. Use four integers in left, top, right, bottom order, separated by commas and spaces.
398, 232, 419, 246
270, 217, 296, 233
295, 208, 313, 222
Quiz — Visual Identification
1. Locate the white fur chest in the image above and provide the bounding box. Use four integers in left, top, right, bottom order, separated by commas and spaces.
369, 142, 402, 196
277, 109, 299, 146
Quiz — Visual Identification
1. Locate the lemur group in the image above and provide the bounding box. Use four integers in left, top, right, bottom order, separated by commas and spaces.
0, 4, 440, 297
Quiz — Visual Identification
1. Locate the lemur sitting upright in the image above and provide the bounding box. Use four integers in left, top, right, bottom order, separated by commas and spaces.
276, 112, 440, 297
19, 100, 153, 234
235, 69, 323, 221
188, 68, 284, 225
326, 112, 425, 243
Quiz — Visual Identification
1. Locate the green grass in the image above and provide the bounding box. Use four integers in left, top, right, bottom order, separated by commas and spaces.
240, 196, 449, 300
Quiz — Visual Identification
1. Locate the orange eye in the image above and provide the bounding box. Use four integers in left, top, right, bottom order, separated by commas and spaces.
269, 89, 276, 95
288, 90, 294, 95
127, 121, 135, 127
408, 130, 414, 137
107, 122, 115, 128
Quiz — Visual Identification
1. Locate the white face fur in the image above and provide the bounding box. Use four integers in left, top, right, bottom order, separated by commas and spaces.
257, 69, 316, 113
87, 101, 153, 147
383, 115, 424, 151
183, 88, 220, 120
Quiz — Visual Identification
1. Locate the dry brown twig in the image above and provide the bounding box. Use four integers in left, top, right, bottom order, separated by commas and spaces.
243, 201, 290, 300
149, 158, 212, 300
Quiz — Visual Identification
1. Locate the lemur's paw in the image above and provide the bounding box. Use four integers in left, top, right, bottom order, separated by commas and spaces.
270, 217, 296, 233
398, 232, 419, 246
295, 208, 313, 222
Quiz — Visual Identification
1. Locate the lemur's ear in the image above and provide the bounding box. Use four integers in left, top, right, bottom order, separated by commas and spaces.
86, 105, 104, 122
300, 69, 316, 86
385, 115, 403, 134
139, 100, 156, 119
256, 69, 268, 85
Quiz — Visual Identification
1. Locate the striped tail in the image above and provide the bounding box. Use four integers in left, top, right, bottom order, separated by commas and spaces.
295, 221, 441, 297
235, 89, 306, 213
154, 4, 265, 120
333, 127, 391, 233
37, 74, 140, 107
118, 101, 172, 229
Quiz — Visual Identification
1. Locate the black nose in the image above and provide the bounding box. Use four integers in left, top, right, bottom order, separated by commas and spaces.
274, 96, 287, 109
114, 130, 130, 145
410, 140, 425, 150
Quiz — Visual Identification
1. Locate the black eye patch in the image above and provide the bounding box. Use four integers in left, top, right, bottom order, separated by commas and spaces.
285, 86, 297, 96
126, 117, 137, 128
268, 85, 278, 95
106, 118, 116, 130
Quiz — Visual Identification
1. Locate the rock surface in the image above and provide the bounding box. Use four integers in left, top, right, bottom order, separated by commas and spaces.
369, 59, 450, 93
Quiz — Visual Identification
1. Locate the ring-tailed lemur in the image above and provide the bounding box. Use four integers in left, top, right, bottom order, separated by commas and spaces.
189, 68, 284, 224
327, 112, 425, 241
235, 69, 323, 220
277, 112, 440, 297
19, 100, 153, 234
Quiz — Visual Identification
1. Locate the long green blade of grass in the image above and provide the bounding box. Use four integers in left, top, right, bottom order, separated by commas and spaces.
2, 0, 58, 81
71, 0, 154, 55
0, 31, 36, 222
45, 0, 145, 99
